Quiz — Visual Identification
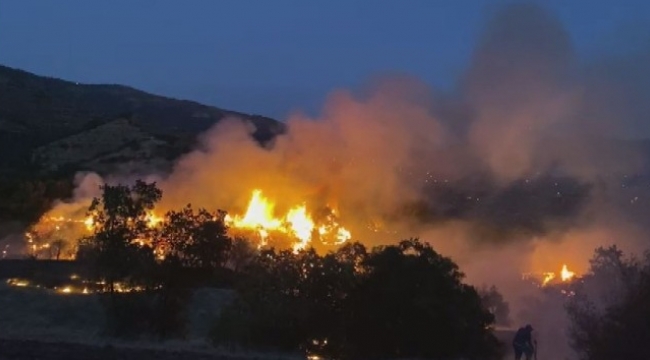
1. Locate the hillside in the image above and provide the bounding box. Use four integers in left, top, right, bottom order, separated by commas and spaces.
0, 64, 284, 175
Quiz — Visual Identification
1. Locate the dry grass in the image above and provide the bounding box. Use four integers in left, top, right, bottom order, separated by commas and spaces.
32, 119, 170, 173
0, 284, 299, 359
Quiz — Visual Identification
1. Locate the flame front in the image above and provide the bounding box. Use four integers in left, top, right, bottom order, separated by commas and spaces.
525, 263, 577, 287
225, 189, 351, 252
26, 189, 351, 258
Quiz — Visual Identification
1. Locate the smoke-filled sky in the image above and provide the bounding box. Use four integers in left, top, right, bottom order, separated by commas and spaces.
32, 1, 650, 261
1, 1, 649, 121
7, 5, 650, 356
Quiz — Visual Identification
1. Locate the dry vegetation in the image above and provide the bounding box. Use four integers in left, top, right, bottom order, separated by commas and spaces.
0, 284, 234, 343
0, 284, 293, 360
32, 119, 171, 174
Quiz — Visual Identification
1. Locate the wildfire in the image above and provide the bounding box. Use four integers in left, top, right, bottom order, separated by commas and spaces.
26, 189, 352, 258
541, 272, 556, 286
225, 189, 351, 252
84, 216, 94, 230
286, 205, 314, 253
25, 211, 161, 259
523, 263, 578, 287
145, 212, 163, 227
560, 264, 575, 281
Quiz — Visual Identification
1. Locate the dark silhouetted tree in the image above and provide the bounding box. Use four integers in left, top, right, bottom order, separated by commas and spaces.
83, 180, 161, 294
226, 237, 257, 273
50, 238, 66, 260
141, 204, 235, 338
566, 245, 650, 360
157, 205, 232, 270
344, 238, 501, 359
213, 246, 359, 355
480, 285, 511, 327
78, 180, 162, 338
213, 239, 502, 359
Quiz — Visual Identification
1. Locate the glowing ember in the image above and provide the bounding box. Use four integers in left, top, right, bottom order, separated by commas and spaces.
84, 216, 94, 230
336, 228, 352, 244
145, 212, 163, 228
24, 214, 98, 259
6, 278, 30, 287
561, 264, 575, 282
541, 272, 556, 286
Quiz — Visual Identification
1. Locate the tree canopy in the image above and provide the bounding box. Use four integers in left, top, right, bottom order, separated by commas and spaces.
60, 180, 505, 357
567, 245, 650, 360
213, 239, 503, 359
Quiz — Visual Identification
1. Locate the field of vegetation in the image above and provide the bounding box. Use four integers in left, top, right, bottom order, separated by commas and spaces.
3, 179, 650, 359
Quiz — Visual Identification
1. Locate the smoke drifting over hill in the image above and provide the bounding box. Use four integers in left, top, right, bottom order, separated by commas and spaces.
23, 4, 650, 357
152, 3, 646, 241
31, 2, 650, 274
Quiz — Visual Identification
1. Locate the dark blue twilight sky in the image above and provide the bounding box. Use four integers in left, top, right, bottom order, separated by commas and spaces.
1, 1, 649, 120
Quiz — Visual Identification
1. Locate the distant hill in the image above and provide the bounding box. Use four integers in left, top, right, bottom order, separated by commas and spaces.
0, 64, 284, 175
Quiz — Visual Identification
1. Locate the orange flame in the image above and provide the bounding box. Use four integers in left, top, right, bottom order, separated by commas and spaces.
534, 264, 576, 287
27, 189, 352, 258
560, 264, 575, 282
541, 272, 556, 286
225, 189, 351, 252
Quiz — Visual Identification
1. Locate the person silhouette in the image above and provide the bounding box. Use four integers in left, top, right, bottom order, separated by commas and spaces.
512, 324, 535, 360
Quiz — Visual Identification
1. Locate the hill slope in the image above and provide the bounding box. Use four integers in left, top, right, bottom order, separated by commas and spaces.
0, 64, 284, 175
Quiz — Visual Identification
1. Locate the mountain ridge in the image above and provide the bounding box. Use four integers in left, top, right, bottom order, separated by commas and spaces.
0, 64, 284, 175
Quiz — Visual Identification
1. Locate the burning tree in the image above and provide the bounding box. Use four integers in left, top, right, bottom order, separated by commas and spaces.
76, 180, 247, 338
74, 180, 167, 337
27, 186, 354, 260
25, 214, 93, 259
79, 180, 162, 294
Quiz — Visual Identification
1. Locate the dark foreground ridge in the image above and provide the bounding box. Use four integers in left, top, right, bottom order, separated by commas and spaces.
0, 338, 296, 360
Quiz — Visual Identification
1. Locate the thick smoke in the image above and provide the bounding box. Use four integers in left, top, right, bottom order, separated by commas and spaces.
28, 3, 650, 359
154, 4, 648, 245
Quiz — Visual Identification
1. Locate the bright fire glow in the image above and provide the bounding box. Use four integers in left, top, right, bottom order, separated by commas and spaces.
83, 216, 94, 230
230, 190, 283, 231
287, 205, 314, 253
225, 189, 351, 252
525, 264, 577, 287
26, 189, 352, 258
542, 272, 556, 286
561, 264, 575, 282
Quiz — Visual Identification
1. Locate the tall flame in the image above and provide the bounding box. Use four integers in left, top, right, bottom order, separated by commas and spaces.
560, 264, 575, 282
287, 205, 314, 253
225, 189, 351, 252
